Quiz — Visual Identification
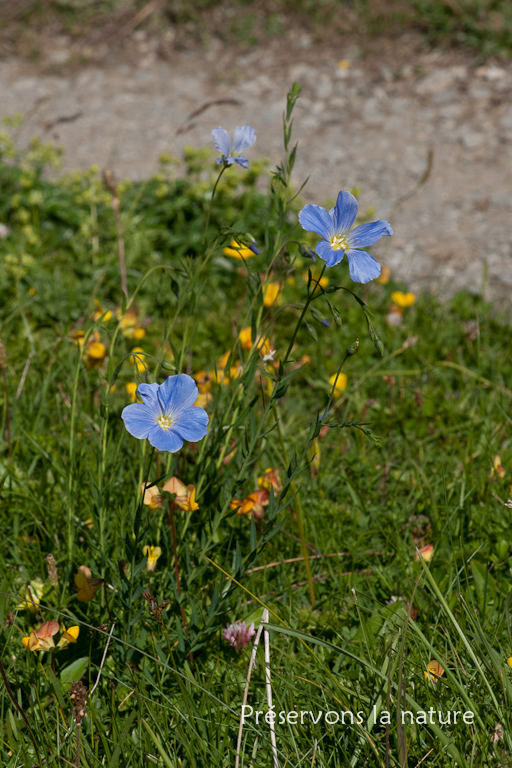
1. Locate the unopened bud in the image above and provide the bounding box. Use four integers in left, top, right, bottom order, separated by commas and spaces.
346, 339, 359, 356
248, 241, 260, 255
375, 338, 385, 357
299, 244, 317, 262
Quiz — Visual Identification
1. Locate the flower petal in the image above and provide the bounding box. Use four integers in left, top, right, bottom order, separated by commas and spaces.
298, 205, 334, 240
234, 156, 249, 169
137, 382, 160, 411
147, 425, 184, 453
212, 127, 231, 157
316, 238, 344, 267
122, 403, 156, 439
331, 190, 358, 233
348, 220, 393, 249
172, 406, 209, 442
232, 125, 256, 154
346, 248, 381, 284
159, 374, 199, 414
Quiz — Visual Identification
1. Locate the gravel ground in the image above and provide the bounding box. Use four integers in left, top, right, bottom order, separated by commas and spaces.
1, 31, 512, 302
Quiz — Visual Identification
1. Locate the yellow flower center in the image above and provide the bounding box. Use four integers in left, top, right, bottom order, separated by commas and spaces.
330, 234, 348, 251
157, 415, 173, 430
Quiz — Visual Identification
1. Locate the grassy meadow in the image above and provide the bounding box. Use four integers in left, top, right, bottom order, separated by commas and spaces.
1, 91, 512, 767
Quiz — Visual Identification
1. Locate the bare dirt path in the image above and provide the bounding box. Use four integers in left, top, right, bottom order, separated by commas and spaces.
2, 33, 512, 301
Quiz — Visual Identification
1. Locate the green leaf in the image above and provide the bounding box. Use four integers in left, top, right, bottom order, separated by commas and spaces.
60, 656, 89, 691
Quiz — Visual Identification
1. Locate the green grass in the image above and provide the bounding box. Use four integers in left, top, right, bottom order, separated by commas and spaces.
1, 99, 512, 767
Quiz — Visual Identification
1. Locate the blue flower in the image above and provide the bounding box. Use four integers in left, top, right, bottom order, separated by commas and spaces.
122, 374, 209, 453
298, 190, 393, 283
212, 125, 256, 168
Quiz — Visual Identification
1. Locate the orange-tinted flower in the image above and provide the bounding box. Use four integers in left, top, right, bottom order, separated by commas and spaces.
376, 266, 390, 285
415, 544, 434, 563
491, 455, 505, 479
162, 477, 199, 512
424, 659, 444, 683
257, 468, 282, 494
22, 620, 60, 652
142, 482, 163, 510
75, 565, 103, 602
231, 489, 268, 519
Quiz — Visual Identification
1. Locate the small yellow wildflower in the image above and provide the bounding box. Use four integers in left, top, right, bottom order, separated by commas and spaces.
329, 372, 348, 399
391, 291, 415, 308
507, 657, 512, 669
142, 545, 162, 572
18, 580, 45, 612
224, 239, 255, 260
131, 347, 146, 373
92, 300, 112, 322
424, 660, 444, 683
262, 282, 281, 307
491, 455, 505, 479
75, 565, 103, 602
162, 477, 199, 512
126, 382, 139, 402
22, 621, 60, 652
142, 482, 163, 510
58, 624, 80, 649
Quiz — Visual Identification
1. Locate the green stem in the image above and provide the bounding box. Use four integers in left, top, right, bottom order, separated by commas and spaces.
322, 352, 349, 423
283, 264, 326, 364
203, 165, 227, 244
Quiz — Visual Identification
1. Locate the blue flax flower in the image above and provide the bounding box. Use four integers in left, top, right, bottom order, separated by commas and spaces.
122, 374, 208, 453
298, 190, 393, 283
212, 125, 256, 168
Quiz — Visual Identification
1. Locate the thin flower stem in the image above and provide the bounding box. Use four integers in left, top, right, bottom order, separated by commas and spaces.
203, 165, 227, 244
235, 611, 267, 768
283, 264, 326, 364
321, 352, 349, 422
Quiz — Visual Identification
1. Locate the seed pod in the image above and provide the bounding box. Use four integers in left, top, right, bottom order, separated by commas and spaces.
346, 339, 359, 356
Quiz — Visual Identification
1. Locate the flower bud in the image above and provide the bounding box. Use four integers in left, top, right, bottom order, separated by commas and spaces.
346, 339, 359, 356
375, 338, 385, 357
299, 244, 316, 261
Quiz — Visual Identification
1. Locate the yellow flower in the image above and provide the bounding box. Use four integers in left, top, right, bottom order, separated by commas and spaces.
126, 382, 139, 402
92, 300, 112, 322
75, 565, 103, 602
18, 580, 45, 612
329, 372, 348, 399
257, 468, 282, 493
224, 239, 255, 260
142, 545, 162, 571
376, 266, 390, 285
391, 291, 415, 308
230, 489, 268, 520
142, 482, 163, 510
238, 327, 271, 357
162, 477, 199, 512
117, 310, 146, 340
424, 660, 444, 683
262, 282, 281, 307
58, 624, 80, 649
131, 347, 146, 373
507, 657, 512, 669
22, 620, 60, 652
491, 455, 505, 479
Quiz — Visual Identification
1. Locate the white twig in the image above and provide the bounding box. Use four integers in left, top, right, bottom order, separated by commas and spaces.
263, 609, 279, 768
90, 622, 116, 698
235, 613, 266, 768
15, 351, 35, 401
